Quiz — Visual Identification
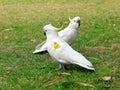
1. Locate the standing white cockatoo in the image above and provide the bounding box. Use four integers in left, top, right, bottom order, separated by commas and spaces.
43, 24, 95, 70
33, 16, 80, 54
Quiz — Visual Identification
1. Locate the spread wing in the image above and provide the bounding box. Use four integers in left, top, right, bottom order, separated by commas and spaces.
33, 41, 48, 54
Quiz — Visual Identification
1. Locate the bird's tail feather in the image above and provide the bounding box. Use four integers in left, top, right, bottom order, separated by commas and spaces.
75, 62, 95, 71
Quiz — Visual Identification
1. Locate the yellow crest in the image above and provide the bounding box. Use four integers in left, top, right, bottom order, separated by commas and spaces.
53, 42, 61, 49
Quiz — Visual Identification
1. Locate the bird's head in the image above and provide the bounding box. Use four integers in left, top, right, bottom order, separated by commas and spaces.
68, 16, 81, 29
43, 24, 63, 36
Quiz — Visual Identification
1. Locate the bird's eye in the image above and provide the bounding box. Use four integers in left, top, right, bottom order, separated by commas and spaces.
74, 20, 76, 22
45, 30, 47, 32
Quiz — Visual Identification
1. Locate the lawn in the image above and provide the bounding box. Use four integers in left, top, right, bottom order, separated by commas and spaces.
0, 0, 120, 90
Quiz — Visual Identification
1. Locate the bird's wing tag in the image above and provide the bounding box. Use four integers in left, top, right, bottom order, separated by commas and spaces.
53, 42, 61, 50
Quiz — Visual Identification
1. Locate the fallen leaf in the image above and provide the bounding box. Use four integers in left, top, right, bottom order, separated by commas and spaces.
102, 76, 115, 81
44, 78, 66, 87
60, 72, 71, 75
75, 82, 95, 88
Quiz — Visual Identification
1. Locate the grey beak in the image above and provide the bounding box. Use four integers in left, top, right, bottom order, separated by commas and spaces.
77, 20, 80, 26
43, 31, 46, 36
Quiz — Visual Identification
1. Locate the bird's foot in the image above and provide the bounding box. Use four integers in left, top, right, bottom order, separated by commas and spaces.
58, 64, 68, 70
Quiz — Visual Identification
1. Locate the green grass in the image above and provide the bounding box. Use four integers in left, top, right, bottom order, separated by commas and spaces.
0, 0, 120, 90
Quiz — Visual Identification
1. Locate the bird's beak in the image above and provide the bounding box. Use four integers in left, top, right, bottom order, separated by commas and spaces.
43, 31, 46, 36
77, 20, 80, 26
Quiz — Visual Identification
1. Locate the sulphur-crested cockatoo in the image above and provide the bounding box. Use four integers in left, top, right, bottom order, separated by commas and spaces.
33, 16, 80, 54
43, 24, 95, 70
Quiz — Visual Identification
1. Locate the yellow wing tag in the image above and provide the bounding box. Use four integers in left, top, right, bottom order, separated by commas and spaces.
53, 42, 61, 49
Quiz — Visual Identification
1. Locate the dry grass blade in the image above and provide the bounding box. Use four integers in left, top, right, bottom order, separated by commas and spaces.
75, 82, 95, 88
60, 72, 71, 75
3, 28, 13, 32
44, 78, 66, 87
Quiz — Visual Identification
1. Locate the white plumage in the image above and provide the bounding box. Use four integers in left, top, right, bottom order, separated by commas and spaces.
33, 16, 80, 54
44, 24, 95, 70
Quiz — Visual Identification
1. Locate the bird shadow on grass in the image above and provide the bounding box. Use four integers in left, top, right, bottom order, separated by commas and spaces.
57, 64, 95, 73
